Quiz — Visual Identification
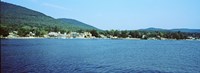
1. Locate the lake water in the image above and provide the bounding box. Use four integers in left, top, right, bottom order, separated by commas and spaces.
1, 39, 200, 73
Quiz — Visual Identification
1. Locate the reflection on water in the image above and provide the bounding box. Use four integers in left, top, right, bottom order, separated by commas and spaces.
1, 39, 200, 73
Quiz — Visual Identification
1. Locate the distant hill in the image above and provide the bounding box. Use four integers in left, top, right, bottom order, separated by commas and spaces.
139, 27, 200, 33
0, 2, 99, 31
171, 29, 200, 33
57, 18, 99, 30
139, 27, 168, 32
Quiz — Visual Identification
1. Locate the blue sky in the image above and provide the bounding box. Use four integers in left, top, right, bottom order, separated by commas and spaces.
2, 0, 200, 30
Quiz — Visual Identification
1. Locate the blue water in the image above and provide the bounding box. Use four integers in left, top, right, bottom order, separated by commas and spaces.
1, 39, 200, 73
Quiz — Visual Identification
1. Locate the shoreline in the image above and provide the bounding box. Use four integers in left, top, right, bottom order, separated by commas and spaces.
1, 37, 199, 41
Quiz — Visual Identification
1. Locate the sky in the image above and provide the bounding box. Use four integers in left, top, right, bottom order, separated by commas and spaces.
2, 0, 200, 30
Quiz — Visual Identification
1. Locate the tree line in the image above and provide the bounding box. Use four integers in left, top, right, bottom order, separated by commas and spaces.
1, 24, 200, 40
90, 30, 200, 40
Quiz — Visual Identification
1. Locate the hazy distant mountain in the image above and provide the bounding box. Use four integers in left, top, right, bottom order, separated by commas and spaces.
171, 29, 200, 33
139, 27, 168, 31
139, 27, 200, 33
0, 2, 99, 31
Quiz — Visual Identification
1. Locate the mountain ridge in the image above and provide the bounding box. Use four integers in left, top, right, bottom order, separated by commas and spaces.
139, 27, 200, 33
57, 18, 99, 30
0, 2, 99, 31
1, 2, 199, 33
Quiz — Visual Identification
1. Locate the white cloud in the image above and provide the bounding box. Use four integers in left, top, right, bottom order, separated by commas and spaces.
42, 3, 69, 11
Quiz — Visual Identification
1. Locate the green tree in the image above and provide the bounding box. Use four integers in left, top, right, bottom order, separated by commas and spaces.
114, 30, 120, 37
90, 30, 99, 37
129, 31, 141, 38
60, 29, 67, 34
157, 31, 164, 37
108, 30, 115, 36
120, 30, 129, 38
77, 29, 84, 33
0, 25, 9, 37
53, 26, 60, 32
18, 26, 31, 37
35, 29, 47, 37
171, 31, 187, 40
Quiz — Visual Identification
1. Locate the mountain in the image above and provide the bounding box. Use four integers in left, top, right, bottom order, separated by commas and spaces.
171, 29, 200, 33
139, 27, 200, 33
0, 2, 98, 31
57, 18, 99, 30
139, 27, 168, 32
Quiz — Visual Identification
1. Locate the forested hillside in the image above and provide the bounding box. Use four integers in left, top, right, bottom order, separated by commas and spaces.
0, 2, 98, 36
